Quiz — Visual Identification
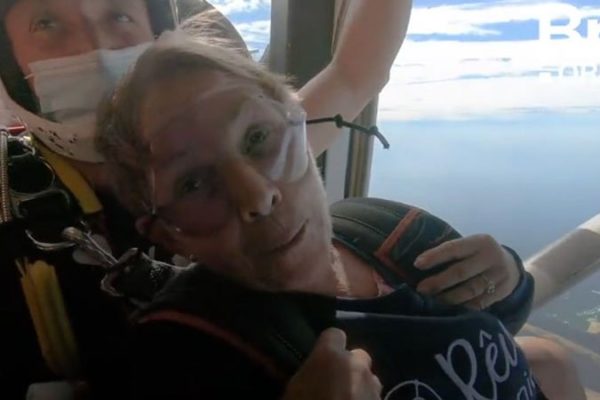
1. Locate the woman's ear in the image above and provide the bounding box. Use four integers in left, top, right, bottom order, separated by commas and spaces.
135, 214, 154, 237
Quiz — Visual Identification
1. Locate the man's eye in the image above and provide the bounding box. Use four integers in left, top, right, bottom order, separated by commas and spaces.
112, 13, 134, 23
31, 17, 58, 32
243, 127, 269, 156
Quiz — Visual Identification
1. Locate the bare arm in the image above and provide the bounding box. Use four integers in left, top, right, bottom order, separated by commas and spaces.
299, 0, 412, 156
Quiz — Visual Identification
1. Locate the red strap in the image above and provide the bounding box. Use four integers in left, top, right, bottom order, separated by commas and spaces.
373, 208, 421, 283
139, 309, 286, 381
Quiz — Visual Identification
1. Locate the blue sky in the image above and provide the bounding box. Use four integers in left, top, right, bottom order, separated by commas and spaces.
369, 113, 600, 258
214, 0, 600, 121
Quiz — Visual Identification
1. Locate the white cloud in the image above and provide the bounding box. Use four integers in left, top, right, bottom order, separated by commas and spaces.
234, 20, 270, 45
210, 0, 270, 15
409, 1, 600, 36
380, 1, 600, 120
216, 0, 600, 121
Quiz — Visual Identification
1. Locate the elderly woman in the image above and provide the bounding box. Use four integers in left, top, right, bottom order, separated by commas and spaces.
95, 30, 584, 399
0, 1, 414, 397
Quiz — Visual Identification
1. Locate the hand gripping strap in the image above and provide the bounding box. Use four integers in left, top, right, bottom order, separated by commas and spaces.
330, 197, 535, 334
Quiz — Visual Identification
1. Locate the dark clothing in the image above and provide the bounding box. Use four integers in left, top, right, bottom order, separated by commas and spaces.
130, 199, 541, 400
2, 193, 538, 399
132, 267, 540, 399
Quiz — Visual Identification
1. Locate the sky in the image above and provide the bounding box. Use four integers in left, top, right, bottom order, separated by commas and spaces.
212, 0, 600, 120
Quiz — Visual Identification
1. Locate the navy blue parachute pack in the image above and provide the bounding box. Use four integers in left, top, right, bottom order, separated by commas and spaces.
133, 198, 544, 400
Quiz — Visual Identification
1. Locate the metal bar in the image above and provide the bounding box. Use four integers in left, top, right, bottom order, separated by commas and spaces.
269, 0, 336, 182
345, 99, 378, 198
525, 213, 600, 308
268, 0, 335, 86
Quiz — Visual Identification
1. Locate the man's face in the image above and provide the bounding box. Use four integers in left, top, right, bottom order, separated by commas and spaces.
138, 70, 334, 292
4, 0, 154, 77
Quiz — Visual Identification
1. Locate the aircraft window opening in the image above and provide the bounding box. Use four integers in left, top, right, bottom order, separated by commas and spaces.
367, 0, 600, 395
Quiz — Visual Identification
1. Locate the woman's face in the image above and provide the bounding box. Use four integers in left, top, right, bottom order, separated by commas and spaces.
137, 69, 335, 293
4, 0, 154, 77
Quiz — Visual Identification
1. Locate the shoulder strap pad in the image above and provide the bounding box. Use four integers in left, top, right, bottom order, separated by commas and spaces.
330, 197, 461, 286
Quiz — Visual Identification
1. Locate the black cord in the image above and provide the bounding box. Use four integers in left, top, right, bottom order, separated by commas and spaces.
306, 114, 390, 149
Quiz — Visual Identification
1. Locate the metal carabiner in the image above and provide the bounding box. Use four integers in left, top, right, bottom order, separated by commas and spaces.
26, 229, 76, 252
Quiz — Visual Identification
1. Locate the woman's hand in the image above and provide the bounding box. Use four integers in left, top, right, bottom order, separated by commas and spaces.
282, 328, 382, 400
414, 234, 521, 310
300, 0, 412, 156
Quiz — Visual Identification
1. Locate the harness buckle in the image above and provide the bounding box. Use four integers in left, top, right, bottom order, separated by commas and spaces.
25, 228, 76, 252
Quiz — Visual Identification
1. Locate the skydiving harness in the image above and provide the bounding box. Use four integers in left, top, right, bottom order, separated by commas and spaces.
0, 116, 390, 379
0, 128, 542, 399
1, 128, 94, 378
129, 199, 540, 399
0, 129, 174, 379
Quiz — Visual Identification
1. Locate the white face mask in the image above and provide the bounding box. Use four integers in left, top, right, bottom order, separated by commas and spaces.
19, 42, 152, 162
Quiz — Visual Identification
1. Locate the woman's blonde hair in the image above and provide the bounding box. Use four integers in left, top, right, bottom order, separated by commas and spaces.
96, 28, 295, 213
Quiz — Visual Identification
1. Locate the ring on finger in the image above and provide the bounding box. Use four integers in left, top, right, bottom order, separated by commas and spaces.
480, 273, 496, 295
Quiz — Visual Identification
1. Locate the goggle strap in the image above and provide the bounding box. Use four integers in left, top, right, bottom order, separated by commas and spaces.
307, 114, 390, 149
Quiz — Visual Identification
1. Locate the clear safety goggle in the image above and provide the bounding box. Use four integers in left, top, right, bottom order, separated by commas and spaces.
140, 93, 389, 237
141, 95, 309, 236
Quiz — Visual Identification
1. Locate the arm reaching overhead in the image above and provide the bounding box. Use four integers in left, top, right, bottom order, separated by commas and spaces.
299, 0, 412, 156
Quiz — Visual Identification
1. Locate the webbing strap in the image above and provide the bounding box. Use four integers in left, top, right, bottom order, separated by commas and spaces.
7, 143, 96, 379
37, 144, 102, 215
18, 260, 81, 378
140, 309, 286, 381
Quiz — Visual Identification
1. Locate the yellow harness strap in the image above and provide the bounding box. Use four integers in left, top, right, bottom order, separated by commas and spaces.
19, 260, 81, 378
19, 145, 103, 378
37, 144, 102, 215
